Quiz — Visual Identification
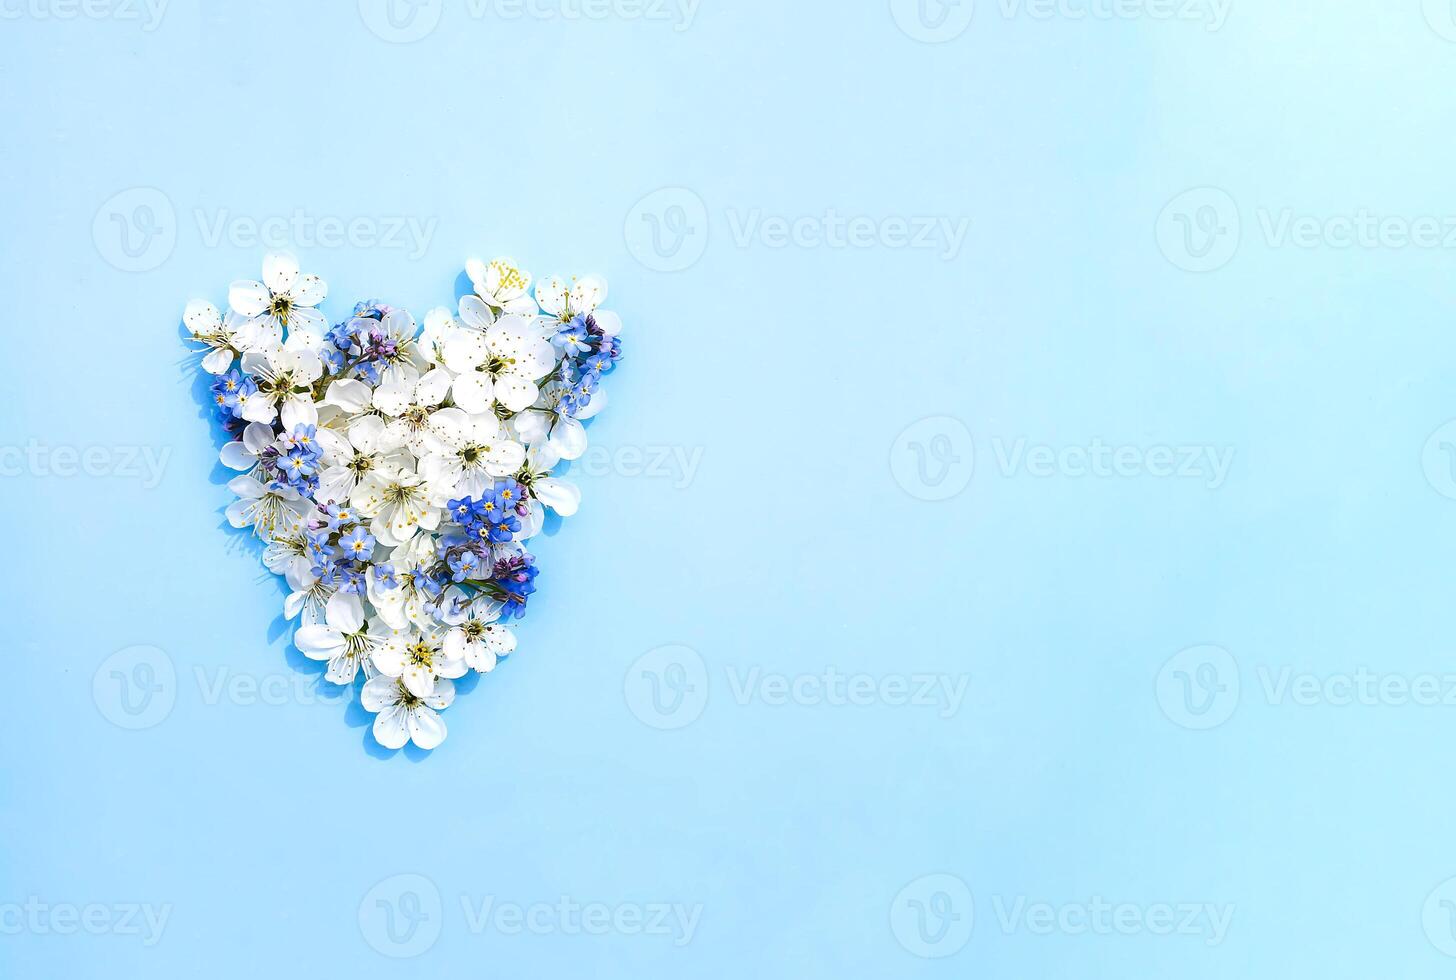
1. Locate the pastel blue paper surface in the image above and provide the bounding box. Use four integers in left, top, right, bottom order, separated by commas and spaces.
4, 1, 1456, 976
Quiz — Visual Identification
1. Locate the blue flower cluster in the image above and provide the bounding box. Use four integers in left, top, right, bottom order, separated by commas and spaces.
305, 503, 390, 596
210, 369, 258, 429
275, 424, 323, 494
491, 551, 539, 620
321, 301, 402, 382
427, 483, 539, 617
552, 313, 622, 417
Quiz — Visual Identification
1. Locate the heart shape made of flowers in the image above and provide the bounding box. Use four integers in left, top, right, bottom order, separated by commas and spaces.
184, 253, 624, 751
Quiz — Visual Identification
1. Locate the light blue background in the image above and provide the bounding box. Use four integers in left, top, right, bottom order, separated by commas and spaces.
5, 0, 1456, 976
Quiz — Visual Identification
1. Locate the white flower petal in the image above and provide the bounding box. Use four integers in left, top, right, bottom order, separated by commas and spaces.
535, 275, 568, 317
408, 707, 446, 749
415, 367, 453, 407
373, 705, 410, 749
327, 591, 365, 633
228, 280, 270, 317
361, 675, 397, 712
571, 276, 607, 313
280, 396, 318, 431
533, 477, 580, 517
262, 252, 300, 296
290, 273, 327, 307
494, 375, 538, 413
458, 294, 495, 331
550, 416, 588, 460
219, 441, 256, 470
295, 625, 344, 659
201, 348, 234, 374
325, 379, 372, 413
451, 373, 494, 414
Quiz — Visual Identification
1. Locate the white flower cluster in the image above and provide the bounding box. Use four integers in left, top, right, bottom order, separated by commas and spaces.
185, 253, 624, 751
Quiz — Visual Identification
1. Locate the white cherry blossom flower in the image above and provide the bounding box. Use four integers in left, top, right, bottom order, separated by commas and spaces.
443, 602, 515, 673
184, 300, 246, 373
444, 311, 556, 415
511, 382, 598, 460
419, 408, 526, 501
466, 256, 538, 316
295, 593, 380, 685
374, 365, 456, 455
371, 626, 467, 699
225, 475, 309, 538
516, 444, 581, 518
361, 675, 454, 750
419, 306, 460, 366
239, 347, 323, 426
351, 464, 442, 546
312, 415, 407, 505
282, 561, 334, 626
534, 273, 610, 325
228, 252, 328, 349
219, 421, 277, 473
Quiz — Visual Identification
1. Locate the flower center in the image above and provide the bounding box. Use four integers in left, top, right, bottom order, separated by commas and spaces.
269, 294, 293, 324
407, 641, 435, 669
384, 482, 418, 504
479, 355, 511, 378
